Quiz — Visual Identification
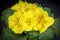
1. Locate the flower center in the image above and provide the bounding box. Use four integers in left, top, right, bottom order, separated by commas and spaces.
37, 15, 44, 24
25, 18, 31, 25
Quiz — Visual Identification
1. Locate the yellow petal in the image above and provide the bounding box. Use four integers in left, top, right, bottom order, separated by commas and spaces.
11, 4, 20, 10
8, 15, 17, 21
22, 25, 32, 31
44, 17, 54, 27
38, 24, 47, 33
42, 11, 49, 17
33, 25, 39, 31
39, 27, 48, 33
8, 21, 17, 28
12, 25, 23, 34
13, 11, 22, 19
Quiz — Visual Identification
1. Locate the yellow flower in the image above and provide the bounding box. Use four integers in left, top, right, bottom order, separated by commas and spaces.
8, 0, 55, 34
8, 12, 24, 34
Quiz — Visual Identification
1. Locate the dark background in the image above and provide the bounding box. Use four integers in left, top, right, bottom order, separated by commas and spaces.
0, 0, 60, 17
0, 0, 60, 40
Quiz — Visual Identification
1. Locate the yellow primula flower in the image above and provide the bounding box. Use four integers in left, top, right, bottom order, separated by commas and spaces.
8, 11, 24, 34
38, 17, 54, 33
8, 0, 55, 34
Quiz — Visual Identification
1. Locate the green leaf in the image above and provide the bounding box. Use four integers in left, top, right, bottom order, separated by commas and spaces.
27, 31, 39, 37
25, 28, 54, 40
43, 7, 54, 17
52, 18, 60, 37
0, 27, 28, 40
37, 28, 54, 40
35, 3, 42, 7
1, 9, 15, 24
24, 31, 39, 40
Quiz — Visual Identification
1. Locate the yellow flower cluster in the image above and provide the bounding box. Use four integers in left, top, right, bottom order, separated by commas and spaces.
8, 1, 54, 34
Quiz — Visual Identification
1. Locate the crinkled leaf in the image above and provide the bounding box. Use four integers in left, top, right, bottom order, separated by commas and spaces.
52, 18, 60, 37
43, 7, 54, 17
1, 9, 15, 24
25, 27, 54, 40
0, 27, 28, 40
24, 31, 39, 40
35, 3, 42, 7
37, 28, 54, 40
27, 31, 39, 37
